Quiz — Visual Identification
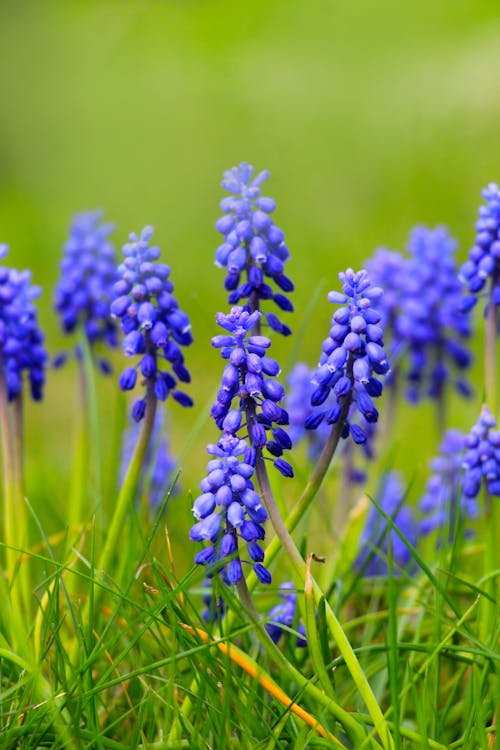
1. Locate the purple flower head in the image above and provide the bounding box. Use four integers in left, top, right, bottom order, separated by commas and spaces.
461, 405, 500, 499
0, 246, 47, 402
215, 163, 293, 336
111, 227, 193, 421
460, 183, 500, 308
307, 269, 389, 445
211, 306, 294, 477
357, 472, 416, 577
265, 582, 307, 647
420, 429, 478, 536
120, 410, 177, 508
54, 211, 118, 371
190, 431, 272, 586
368, 227, 473, 403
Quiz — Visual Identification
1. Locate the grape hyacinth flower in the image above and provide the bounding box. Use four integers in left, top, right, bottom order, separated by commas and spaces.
0, 245, 47, 401
54, 211, 118, 372
420, 429, 478, 536
210, 306, 293, 476
400, 226, 472, 402
307, 269, 389, 445
111, 227, 193, 421
368, 227, 472, 404
460, 183, 500, 309
265, 582, 307, 647
357, 472, 416, 577
215, 163, 293, 336
120, 410, 177, 508
461, 405, 500, 500
190, 430, 272, 586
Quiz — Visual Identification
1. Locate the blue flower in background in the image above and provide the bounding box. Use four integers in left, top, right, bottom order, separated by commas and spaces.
265, 583, 306, 647
111, 226, 193, 421
54, 211, 118, 372
367, 227, 472, 404
307, 268, 389, 445
211, 306, 293, 477
215, 163, 293, 336
0, 244, 47, 402
460, 183, 500, 308
462, 405, 500, 499
357, 472, 416, 576
420, 429, 478, 536
120, 410, 177, 508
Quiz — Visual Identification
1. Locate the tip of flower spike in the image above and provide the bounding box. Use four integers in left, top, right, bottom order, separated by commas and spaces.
141, 226, 154, 241
0, 244, 9, 260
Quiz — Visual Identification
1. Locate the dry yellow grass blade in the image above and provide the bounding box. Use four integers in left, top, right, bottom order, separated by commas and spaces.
180, 623, 347, 746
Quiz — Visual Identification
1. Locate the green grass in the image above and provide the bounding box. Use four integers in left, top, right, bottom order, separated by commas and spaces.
0, 1, 499, 747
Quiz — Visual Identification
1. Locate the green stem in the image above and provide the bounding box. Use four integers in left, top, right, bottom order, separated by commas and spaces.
74, 383, 157, 647
483, 280, 499, 643
0, 375, 26, 652
68, 358, 90, 537
255, 452, 394, 750
13, 394, 31, 619
246, 394, 353, 589
485, 285, 498, 414
97, 383, 157, 593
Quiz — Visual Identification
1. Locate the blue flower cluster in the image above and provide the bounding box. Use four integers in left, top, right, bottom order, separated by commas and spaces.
307, 269, 389, 445
0, 245, 47, 401
357, 472, 416, 577
190, 431, 272, 586
211, 306, 293, 477
265, 583, 307, 647
111, 227, 193, 421
215, 163, 293, 336
54, 211, 118, 371
462, 405, 500, 499
367, 227, 472, 403
460, 183, 500, 308
120, 410, 177, 508
420, 429, 478, 535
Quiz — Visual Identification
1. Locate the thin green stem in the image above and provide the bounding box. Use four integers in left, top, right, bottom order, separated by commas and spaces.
0, 375, 26, 653
13, 394, 31, 618
483, 279, 499, 644
74, 383, 157, 646
485, 285, 498, 414
255, 451, 394, 750
97, 383, 157, 593
68, 358, 90, 537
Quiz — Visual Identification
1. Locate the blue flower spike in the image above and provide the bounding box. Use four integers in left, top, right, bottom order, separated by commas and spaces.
462, 405, 500, 500
111, 226, 193, 421
54, 211, 119, 372
461, 183, 500, 309
0, 245, 47, 402
215, 163, 293, 335
307, 268, 389, 445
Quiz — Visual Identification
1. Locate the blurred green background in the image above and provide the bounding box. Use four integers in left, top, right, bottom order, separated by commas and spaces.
1, 0, 500, 542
